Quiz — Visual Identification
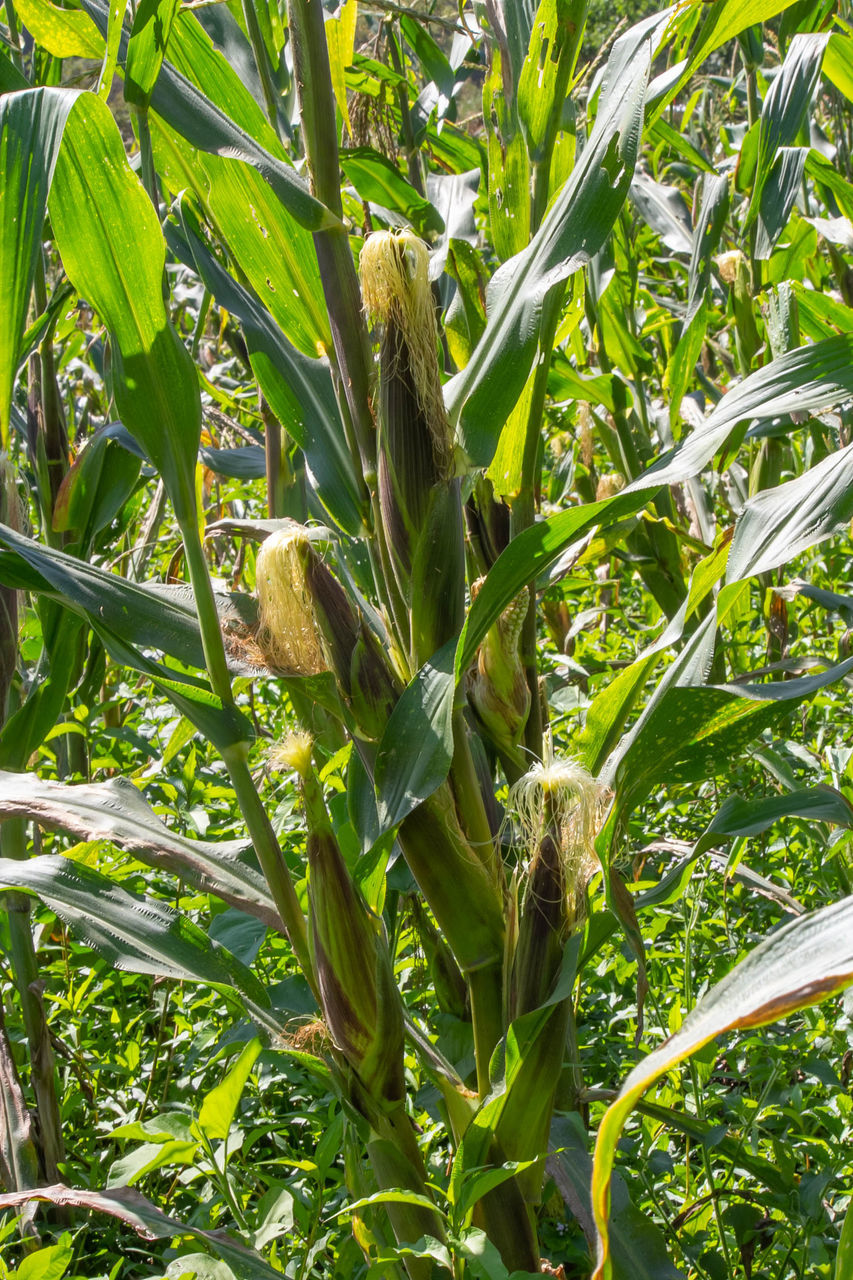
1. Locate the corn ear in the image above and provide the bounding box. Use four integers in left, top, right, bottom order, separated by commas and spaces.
288, 741, 405, 1107
468, 587, 531, 758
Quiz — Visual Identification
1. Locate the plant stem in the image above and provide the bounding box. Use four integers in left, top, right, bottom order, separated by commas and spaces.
2, 818, 65, 1183
180, 524, 315, 988
241, 0, 281, 132
287, 0, 376, 475
509, 287, 564, 760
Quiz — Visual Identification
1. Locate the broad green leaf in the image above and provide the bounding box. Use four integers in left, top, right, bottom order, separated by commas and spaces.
636, 786, 853, 911
727, 442, 853, 580
170, 207, 366, 535
12, 0, 101, 57
14, 1235, 73, 1280
153, 11, 330, 353
42, 90, 200, 521
325, 0, 357, 135
341, 147, 444, 237
374, 639, 456, 831
686, 0, 801, 79
0, 770, 280, 929
755, 145, 808, 258
374, 488, 653, 828
629, 333, 853, 491
685, 172, 728, 327
749, 31, 828, 222
125, 0, 180, 108
0, 1186, 284, 1280
457, 489, 654, 678
518, 0, 585, 165
823, 31, 853, 102
0, 523, 206, 669
97, 0, 126, 98
630, 172, 692, 254
196, 1037, 262, 1142
482, 44, 530, 262
0, 87, 77, 446
607, 654, 853, 817
108, 1137, 199, 1187
591, 893, 853, 1279
333, 1189, 447, 1220
79, 0, 337, 234
0, 855, 273, 1016
447, 17, 653, 466
549, 1114, 682, 1280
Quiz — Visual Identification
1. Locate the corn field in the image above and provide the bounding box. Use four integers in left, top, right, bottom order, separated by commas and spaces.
2, 0, 853, 1276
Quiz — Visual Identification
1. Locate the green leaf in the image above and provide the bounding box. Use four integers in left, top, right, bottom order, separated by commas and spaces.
607, 653, 853, 818
332, 1189, 447, 1220
727, 442, 853, 580
823, 31, 853, 102
0, 855, 273, 1016
14, 1235, 73, 1280
325, 0, 358, 136
374, 639, 456, 831
0, 523, 206, 670
0, 1185, 285, 1280
447, 20, 653, 465
169, 205, 366, 535
748, 32, 828, 226
636, 786, 853, 911
630, 333, 853, 491
34, 90, 201, 520
196, 1037, 262, 1142
0, 87, 78, 446
549, 1114, 682, 1280
341, 147, 444, 237
591, 893, 853, 1280
125, 0, 180, 108
0, 770, 280, 930
12, 0, 102, 57
79, 0, 338, 234
517, 0, 584, 165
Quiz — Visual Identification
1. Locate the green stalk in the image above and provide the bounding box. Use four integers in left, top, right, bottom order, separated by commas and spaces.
386, 25, 424, 196
241, 0, 281, 132
508, 287, 564, 760
286, 0, 376, 474
4, 0, 25, 71
3, 819, 65, 1183
179, 524, 314, 988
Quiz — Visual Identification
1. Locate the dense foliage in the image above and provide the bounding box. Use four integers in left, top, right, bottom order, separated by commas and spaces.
2, 1, 853, 1279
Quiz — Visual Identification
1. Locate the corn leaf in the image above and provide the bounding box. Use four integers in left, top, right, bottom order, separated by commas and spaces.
45, 90, 201, 521
374, 488, 653, 827
727, 442, 853, 581
591, 893, 853, 1280
446, 18, 654, 466
0, 1185, 284, 1280
0, 771, 280, 930
0, 856, 272, 1014
0, 87, 77, 446
629, 332, 853, 491
125, 0, 180, 108
12, 0, 102, 57
79, 0, 338, 234
169, 206, 366, 535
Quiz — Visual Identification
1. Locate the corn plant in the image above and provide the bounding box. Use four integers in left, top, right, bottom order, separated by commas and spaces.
2, 0, 853, 1277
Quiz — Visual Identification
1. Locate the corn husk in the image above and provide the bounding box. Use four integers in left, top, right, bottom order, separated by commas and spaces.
284, 738, 405, 1106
